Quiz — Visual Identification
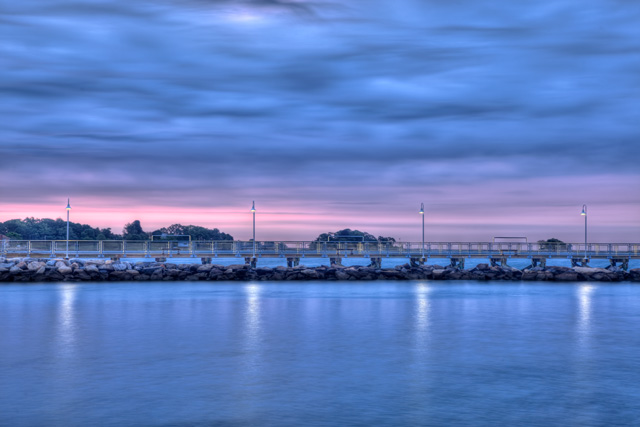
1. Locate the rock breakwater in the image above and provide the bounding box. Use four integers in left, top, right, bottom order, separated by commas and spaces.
1, 258, 639, 282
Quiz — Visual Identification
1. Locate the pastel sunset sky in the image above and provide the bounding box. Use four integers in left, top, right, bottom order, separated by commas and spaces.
2, 0, 639, 242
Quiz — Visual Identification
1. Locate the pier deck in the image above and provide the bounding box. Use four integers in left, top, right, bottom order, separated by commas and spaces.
2, 240, 638, 269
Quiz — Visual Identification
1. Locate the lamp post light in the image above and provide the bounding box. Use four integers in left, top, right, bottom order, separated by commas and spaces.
419, 202, 425, 257
251, 201, 256, 258
580, 204, 587, 260
66, 198, 71, 259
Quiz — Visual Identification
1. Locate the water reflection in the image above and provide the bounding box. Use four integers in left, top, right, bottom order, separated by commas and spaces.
413, 282, 431, 353
241, 283, 263, 375
577, 284, 595, 347
56, 284, 78, 357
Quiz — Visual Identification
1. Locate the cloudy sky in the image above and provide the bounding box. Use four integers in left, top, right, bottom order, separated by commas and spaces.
2, 0, 639, 242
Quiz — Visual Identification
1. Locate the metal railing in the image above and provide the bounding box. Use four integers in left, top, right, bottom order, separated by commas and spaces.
1, 240, 639, 259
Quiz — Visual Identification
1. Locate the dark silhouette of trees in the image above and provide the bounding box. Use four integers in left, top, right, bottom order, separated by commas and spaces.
149, 224, 233, 241
537, 238, 567, 250
0, 217, 119, 240
123, 220, 148, 240
0, 218, 234, 241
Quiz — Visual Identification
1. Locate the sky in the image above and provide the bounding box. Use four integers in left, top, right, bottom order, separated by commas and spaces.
2, 0, 639, 242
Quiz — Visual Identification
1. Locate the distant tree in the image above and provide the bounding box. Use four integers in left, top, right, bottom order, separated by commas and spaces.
123, 220, 149, 240
0, 218, 122, 240
537, 238, 567, 251
313, 229, 379, 243
150, 224, 233, 241
309, 229, 398, 249
5, 231, 22, 240
377, 236, 396, 244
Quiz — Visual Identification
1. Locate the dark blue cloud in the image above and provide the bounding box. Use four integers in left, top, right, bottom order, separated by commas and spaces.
2, 0, 639, 208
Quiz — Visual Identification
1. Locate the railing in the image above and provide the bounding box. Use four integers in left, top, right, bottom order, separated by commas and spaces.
1, 240, 639, 259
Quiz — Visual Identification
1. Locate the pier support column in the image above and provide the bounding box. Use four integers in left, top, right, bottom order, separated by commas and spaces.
609, 258, 629, 271
490, 258, 507, 267
571, 258, 589, 267
410, 257, 426, 267
287, 258, 300, 268
450, 258, 465, 269
245, 257, 257, 268
529, 258, 547, 268
369, 257, 382, 269
201, 257, 212, 265
329, 257, 343, 267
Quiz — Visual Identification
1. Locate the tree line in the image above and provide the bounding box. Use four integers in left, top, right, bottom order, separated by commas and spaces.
1, 219, 398, 244
0, 218, 233, 241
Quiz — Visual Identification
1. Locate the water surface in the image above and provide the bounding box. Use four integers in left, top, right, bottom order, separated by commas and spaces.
1, 281, 639, 426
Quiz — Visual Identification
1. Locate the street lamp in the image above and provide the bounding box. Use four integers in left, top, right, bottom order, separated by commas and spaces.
251, 201, 256, 258
419, 202, 425, 257
66, 198, 71, 259
580, 204, 587, 260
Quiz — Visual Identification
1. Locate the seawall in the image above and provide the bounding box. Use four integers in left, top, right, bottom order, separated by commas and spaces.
1, 258, 639, 282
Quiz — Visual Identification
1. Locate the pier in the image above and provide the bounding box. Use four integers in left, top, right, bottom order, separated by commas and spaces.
2, 240, 638, 270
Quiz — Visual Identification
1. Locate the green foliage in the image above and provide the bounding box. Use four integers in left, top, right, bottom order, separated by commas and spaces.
314, 229, 374, 242
150, 224, 233, 241
537, 238, 567, 250
123, 220, 148, 240
0, 217, 120, 240
0, 218, 235, 241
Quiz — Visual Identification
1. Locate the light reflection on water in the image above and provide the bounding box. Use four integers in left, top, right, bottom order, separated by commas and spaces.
1, 281, 640, 426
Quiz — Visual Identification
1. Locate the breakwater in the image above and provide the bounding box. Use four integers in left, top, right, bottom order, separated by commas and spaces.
1, 258, 639, 282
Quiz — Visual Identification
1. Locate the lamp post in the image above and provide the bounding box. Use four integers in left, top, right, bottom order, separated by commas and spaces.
251, 201, 256, 258
419, 202, 425, 257
66, 198, 71, 259
580, 204, 587, 260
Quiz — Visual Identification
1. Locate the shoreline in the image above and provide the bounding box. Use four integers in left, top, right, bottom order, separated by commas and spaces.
1, 258, 639, 282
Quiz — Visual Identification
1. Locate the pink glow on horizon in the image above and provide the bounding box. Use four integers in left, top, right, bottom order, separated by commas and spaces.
1, 174, 638, 242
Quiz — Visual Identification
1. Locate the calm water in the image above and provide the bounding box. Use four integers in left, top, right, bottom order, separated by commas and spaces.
1, 281, 640, 426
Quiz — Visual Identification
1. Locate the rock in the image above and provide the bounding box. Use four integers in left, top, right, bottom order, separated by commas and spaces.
555, 272, 579, 281
112, 263, 128, 271
300, 269, 319, 279
109, 271, 128, 280
335, 270, 349, 280
85, 264, 99, 274
141, 267, 162, 276
74, 269, 92, 280
197, 264, 214, 272
574, 267, 609, 274
27, 262, 44, 271
57, 266, 72, 275
432, 269, 447, 279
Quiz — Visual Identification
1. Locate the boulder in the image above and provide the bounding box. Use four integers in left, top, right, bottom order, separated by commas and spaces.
57, 266, 72, 275
27, 261, 44, 271
197, 264, 214, 272
555, 272, 579, 281
85, 264, 99, 274
335, 270, 349, 280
